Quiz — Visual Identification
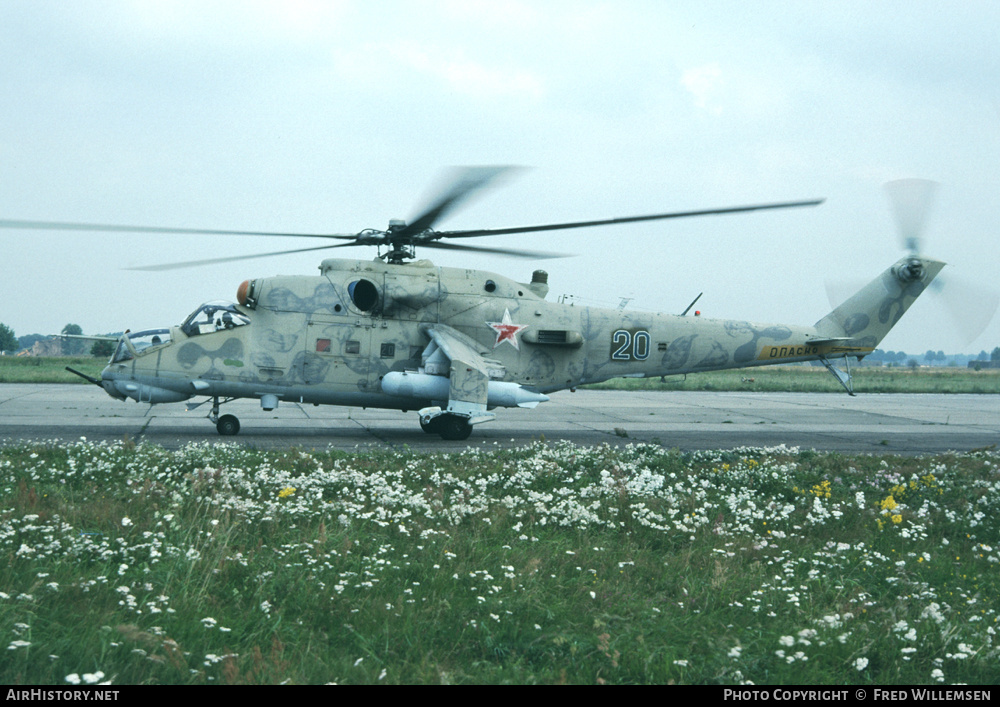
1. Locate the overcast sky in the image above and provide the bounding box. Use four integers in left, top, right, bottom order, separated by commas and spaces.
2, 0, 999, 354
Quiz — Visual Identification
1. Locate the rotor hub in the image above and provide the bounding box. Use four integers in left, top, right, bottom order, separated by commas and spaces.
894, 258, 925, 283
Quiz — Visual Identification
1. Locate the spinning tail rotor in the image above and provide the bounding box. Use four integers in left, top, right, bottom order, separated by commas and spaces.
829, 179, 997, 346
885, 179, 998, 345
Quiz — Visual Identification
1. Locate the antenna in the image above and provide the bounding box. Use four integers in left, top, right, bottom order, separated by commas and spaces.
681, 293, 703, 316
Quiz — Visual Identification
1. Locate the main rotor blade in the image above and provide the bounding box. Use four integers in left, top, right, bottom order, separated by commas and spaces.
420, 240, 570, 259
127, 242, 360, 271
0, 218, 357, 240
398, 166, 521, 238
431, 198, 825, 240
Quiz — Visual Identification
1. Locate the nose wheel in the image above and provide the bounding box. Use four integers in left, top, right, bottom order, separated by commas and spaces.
208, 397, 241, 436
216, 414, 241, 436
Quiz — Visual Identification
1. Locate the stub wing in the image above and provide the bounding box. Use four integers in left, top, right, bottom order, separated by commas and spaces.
422, 324, 506, 381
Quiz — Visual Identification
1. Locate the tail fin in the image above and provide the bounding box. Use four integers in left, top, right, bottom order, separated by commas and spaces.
814, 256, 945, 349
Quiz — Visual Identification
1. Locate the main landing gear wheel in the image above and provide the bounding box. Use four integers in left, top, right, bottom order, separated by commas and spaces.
420, 416, 443, 434
216, 414, 240, 436
437, 414, 472, 441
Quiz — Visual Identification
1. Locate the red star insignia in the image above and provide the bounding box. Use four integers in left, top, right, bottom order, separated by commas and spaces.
487, 308, 528, 350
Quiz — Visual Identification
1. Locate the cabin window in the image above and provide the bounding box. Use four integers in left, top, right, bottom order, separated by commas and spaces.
345, 340, 361, 355
316, 338, 332, 353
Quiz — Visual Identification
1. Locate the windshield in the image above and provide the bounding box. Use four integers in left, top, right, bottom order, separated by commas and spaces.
181, 301, 250, 337
128, 328, 171, 352
110, 328, 172, 363
111, 339, 132, 364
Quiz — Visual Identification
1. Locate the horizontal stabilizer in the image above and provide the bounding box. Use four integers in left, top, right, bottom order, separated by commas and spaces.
807, 337, 872, 354
808, 337, 854, 346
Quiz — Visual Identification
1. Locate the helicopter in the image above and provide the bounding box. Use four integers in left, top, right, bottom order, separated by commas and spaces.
3, 167, 947, 440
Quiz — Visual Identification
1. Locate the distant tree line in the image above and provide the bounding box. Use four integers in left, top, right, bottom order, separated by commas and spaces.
865, 348, 1000, 367
866, 350, 910, 364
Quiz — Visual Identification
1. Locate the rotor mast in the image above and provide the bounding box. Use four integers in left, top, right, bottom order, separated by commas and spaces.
381, 219, 418, 263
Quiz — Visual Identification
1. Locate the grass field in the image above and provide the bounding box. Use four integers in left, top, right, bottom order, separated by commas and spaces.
1, 439, 997, 684
2, 355, 999, 393
0, 357, 107, 385
584, 365, 1000, 394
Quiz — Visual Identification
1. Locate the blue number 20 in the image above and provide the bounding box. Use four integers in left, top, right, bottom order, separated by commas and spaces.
611, 329, 650, 361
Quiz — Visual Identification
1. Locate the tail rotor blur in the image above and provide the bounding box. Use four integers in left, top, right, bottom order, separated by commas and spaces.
884, 178, 939, 256
881, 179, 997, 346
826, 180, 997, 347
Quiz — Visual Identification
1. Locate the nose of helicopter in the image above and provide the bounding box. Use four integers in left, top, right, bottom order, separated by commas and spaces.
95, 331, 138, 401
95, 329, 193, 405
99, 361, 128, 401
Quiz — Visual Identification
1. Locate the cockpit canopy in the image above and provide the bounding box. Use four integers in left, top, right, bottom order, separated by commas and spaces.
110, 328, 172, 363
181, 301, 250, 337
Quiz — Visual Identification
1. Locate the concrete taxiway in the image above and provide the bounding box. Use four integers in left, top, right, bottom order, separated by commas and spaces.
0, 384, 996, 454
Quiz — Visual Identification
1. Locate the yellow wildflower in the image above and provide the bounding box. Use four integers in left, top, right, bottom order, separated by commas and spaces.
810, 480, 832, 499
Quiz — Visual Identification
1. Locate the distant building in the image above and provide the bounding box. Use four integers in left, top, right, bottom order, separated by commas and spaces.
31, 338, 63, 357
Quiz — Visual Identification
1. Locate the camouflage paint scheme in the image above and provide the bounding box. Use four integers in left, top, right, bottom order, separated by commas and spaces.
98, 254, 945, 437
